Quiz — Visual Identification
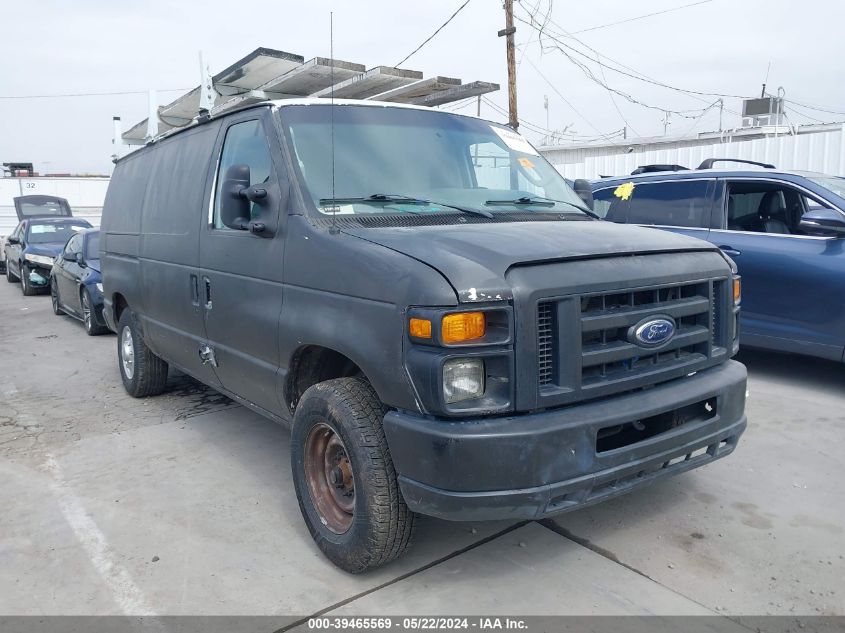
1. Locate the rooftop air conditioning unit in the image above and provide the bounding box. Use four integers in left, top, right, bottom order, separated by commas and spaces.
741, 97, 784, 127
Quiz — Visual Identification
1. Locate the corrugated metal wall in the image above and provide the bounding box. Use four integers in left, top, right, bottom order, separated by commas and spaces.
542, 124, 845, 180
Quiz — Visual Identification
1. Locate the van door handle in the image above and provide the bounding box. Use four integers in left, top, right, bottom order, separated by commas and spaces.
190, 274, 199, 305
718, 245, 741, 257
203, 276, 212, 310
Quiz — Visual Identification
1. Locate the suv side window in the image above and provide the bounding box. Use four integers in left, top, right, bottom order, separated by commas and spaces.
627, 180, 711, 228
725, 180, 825, 235
213, 119, 274, 229
592, 187, 628, 221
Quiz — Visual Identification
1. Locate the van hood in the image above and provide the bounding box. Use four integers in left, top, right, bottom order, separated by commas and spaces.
342, 219, 717, 303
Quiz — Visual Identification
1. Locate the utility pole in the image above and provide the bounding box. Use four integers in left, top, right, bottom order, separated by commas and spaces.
499, 0, 518, 130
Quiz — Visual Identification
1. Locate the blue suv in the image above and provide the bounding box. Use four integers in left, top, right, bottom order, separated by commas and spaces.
590, 159, 845, 362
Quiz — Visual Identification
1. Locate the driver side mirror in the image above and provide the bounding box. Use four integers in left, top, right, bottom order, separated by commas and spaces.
220, 164, 271, 234
64, 251, 78, 262
572, 179, 594, 211
7, 236, 20, 245
799, 207, 845, 236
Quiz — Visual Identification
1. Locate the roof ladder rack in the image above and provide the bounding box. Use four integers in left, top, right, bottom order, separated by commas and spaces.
117, 47, 500, 147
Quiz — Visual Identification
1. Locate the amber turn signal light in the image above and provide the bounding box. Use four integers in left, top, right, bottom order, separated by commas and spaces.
733, 277, 741, 304
409, 317, 432, 339
442, 312, 486, 344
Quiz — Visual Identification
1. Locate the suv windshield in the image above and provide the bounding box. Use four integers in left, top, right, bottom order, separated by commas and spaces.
27, 222, 90, 244
808, 175, 845, 200
280, 104, 587, 218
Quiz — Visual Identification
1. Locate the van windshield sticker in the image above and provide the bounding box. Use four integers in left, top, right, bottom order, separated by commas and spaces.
614, 182, 635, 201
491, 126, 539, 156
318, 204, 356, 215
517, 157, 535, 169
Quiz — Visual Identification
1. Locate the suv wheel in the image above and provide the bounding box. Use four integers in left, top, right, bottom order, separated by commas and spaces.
291, 377, 415, 573
6, 263, 16, 283
20, 264, 37, 296
82, 289, 107, 336
117, 309, 168, 397
50, 278, 64, 315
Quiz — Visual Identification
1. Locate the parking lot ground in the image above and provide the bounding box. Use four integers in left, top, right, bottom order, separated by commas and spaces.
0, 279, 843, 618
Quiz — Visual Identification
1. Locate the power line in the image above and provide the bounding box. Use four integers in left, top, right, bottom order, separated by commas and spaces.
783, 98, 845, 117
519, 57, 626, 142
0, 88, 188, 100
570, 0, 713, 35
394, 0, 472, 68
514, 9, 747, 102
483, 96, 623, 142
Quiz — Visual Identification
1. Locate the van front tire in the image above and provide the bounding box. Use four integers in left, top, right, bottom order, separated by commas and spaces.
117, 309, 168, 397
291, 378, 415, 574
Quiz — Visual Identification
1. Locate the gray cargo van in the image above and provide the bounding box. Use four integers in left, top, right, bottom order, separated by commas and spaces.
101, 99, 747, 573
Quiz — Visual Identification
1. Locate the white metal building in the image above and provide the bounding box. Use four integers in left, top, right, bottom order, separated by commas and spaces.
539, 122, 845, 180
0, 176, 110, 237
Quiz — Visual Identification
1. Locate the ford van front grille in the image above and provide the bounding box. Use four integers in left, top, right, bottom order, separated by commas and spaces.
537, 301, 555, 386
536, 278, 726, 402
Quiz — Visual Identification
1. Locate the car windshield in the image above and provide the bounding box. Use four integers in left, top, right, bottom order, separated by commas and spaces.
280, 104, 588, 218
808, 175, 845, 200
27, 222, 89, 244
85, 232, 100, 261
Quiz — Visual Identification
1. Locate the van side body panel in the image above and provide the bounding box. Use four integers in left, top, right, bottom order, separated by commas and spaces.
279, 215, 459, 416
101, 149, 147, 327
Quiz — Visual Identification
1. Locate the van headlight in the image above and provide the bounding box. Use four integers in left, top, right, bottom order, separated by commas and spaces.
443, 358, 485, 404
95, 283, 103, 293
24, 253, 54, 266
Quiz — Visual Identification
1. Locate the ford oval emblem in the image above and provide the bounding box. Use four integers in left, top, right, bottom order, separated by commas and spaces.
630, 316, 676, 348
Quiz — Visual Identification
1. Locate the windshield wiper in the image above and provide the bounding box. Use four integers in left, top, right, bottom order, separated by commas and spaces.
485, 196, 556, 207
484, 195, 598, 218
319, 194, 493, 219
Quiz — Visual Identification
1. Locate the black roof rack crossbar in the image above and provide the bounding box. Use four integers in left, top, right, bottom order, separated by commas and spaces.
698, 158, 775, 170
630, 164, 689, 175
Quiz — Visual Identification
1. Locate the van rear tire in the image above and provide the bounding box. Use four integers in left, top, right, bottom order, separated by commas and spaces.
6, 264, 16, 283
117, 309, 168, 397
291, 378, 415, 573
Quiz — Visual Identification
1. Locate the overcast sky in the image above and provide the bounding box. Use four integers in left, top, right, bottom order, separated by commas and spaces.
2, 0, 844, 174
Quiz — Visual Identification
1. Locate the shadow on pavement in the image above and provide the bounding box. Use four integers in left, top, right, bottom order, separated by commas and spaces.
736, 347, 844, 391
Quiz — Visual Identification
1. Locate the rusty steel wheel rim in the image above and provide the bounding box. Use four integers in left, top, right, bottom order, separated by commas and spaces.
304, 422, 355, 534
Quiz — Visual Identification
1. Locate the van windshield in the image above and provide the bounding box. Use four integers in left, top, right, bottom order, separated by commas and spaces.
279, 104, 588, 218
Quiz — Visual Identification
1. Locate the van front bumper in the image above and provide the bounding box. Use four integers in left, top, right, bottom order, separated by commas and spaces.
383, 360, 747, 521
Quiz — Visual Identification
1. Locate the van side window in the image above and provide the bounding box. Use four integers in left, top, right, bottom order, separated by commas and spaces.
627, 181, 711, 228
592, 188, 627, 221
213, 120, 273, 229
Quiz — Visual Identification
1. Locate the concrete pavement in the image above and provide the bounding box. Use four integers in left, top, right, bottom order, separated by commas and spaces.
0, 279, 842, 618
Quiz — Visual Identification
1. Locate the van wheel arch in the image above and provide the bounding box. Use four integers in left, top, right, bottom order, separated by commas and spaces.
286, 345, 372, 413
112, 293, 129, 326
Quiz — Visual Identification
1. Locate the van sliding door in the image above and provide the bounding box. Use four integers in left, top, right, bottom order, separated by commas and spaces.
136, 124, 222, 387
